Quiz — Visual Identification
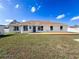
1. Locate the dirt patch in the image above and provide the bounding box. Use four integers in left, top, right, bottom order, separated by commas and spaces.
73, 39, 79, 42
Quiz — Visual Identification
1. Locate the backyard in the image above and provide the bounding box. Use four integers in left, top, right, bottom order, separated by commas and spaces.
0, 33, 79, 59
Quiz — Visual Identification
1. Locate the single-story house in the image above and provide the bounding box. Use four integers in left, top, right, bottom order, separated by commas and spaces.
9, 21, 68, 33
0, 25, 5, 35
68, 26, 79, 33
4, 20, 19, 33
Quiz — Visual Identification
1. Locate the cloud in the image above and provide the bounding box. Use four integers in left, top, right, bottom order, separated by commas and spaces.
5, 19, 13, 22
5, 19, 13, 25
56, 14, 65, 19
0, 4, 4, 8
15, 4, 19, 8
31, 6, 36, 13
37, 5, 41, 10
0, 19, 13, 25
22, 20, 26, 22
71, 16, 79, 21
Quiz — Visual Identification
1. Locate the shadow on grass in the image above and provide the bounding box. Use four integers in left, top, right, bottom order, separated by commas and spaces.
0, 34, 14, 39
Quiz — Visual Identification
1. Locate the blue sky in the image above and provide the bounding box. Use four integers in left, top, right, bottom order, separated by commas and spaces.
0, 0, 79, 25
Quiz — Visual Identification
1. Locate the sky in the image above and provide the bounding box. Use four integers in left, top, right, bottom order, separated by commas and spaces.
0, 0, 79, 25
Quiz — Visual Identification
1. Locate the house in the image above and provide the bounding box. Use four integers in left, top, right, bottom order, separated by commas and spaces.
0, 25, 5, 35
68, 26, 79, 32
4, 25, 9, 33
9, 21, 68, 33
9, 20, 20, 24
4, 20, 20, 33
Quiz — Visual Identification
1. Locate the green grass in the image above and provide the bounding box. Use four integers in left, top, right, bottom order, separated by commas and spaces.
0, 34, 79, 59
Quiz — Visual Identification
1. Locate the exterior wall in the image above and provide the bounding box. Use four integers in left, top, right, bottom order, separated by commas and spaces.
4, 29, 9, 33
43, 25, 68, 32
36, 25, 47, 32
9, 26, 14, 32
0, 26, 4, 35
50, 25, 68, 32
20, 26, 33, 33
9, 26, 21, 33
22, 25, 68, 33
68, 27, 79, 32
62, 26, 68, 32
9, 25, 68, 33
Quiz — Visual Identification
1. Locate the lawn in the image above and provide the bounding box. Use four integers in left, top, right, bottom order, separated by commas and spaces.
0, 34, 79, 59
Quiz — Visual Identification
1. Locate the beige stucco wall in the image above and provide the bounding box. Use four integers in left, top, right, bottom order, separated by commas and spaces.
9, 26, 20, 33
46, 25, 68, 32
9, 25, 68, 33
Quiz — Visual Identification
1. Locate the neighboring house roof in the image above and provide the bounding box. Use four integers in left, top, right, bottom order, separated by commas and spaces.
0, 25, 5, 27
0, 25, 5, 26
9, 21, 68, 26
9, 20, 20, 24
69, 26, 75, 28
70, 26, 79, 28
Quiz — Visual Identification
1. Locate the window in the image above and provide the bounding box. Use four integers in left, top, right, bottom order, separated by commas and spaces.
50, 26, 53, 30
60, 26, 63, 30
14, 26, 19, 31
29, 26, 31, 29
38, 26, 41, 31
41, 26, 43, 31
23, 26, 28, 31
38, 26, 43, 31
